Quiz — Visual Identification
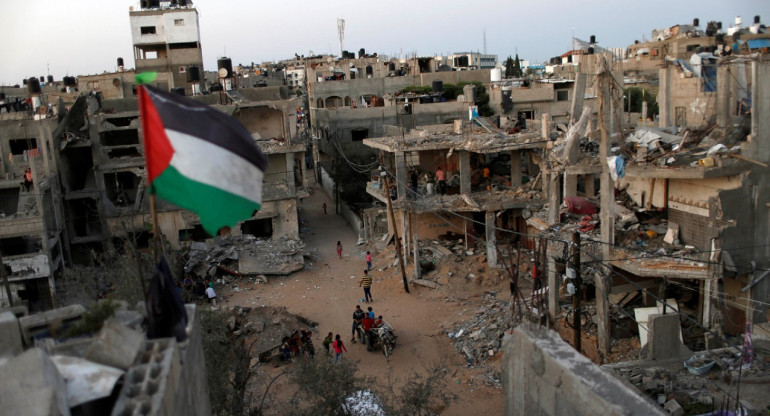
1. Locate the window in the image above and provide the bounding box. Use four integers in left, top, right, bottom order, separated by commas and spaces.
87, 81, 100, 90
174, 19, 184, 26
9, 139, 37, 155
140, 26, 156, 35
556, 90, 569, 102
179, 66, 186, 73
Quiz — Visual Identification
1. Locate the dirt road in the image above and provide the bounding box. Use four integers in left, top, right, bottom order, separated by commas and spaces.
222, 183, 504, 415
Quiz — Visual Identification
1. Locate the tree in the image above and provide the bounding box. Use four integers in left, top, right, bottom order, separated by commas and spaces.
513, 53, 523, 78
504, 56, 515, 78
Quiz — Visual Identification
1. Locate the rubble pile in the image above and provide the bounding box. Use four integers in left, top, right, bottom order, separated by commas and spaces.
606, 346, 770, 413
184, 235, 312, 278
448, 292, 512, 366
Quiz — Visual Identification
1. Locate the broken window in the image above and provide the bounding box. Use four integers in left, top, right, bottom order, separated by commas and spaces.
174, 19, 184, 25
140, 26, 156, 35
107, 147, 142, 159
9, 138, 37, 155
675, 107, 687, 127
179, 225, 209, 242
241, 218, 273, 238
169, 42, 198, 50
0, 188, 20, 216
61, 147, 94, 192
351, 128, 369, 142
67, 199, 101, 238
100, 130, 139, 146
556, 90, 569, 102
104, 171, 140, 207
104, 117, 136, 127
686, 44, 701, 52
0, 236, 42, 256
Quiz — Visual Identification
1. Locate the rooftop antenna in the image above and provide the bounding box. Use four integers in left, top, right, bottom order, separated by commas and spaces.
337, 18, 345, 56
483, 29, 487, 54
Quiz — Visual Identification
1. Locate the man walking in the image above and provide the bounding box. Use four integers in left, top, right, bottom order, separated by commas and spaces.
360, 270, 373, 303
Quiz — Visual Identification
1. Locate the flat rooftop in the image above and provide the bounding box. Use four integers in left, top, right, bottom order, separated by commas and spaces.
363, 130, 545, 154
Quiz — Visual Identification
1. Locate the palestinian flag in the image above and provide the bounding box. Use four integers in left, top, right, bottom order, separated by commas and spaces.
138, 85, 267, 236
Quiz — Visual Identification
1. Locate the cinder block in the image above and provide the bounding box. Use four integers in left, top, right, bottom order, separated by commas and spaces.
664, 399, 684, 416
85, 322, 144, 370
0, 348, 70, 416
0, 311, 23, 357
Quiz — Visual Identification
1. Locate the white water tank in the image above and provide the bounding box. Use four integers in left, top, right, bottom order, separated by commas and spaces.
491, 68, 502, 82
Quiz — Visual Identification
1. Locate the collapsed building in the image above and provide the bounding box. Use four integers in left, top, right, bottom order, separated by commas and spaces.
363, 122, 544, 268
0, 1, 309, 311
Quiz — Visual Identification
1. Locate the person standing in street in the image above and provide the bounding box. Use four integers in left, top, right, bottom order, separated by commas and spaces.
336, 241, 343, 259
322, 332, 333, 356
333, 334, 347, 364
360, 270, 373, 303
351, 305, 365, 343
205, 282, 217, 306
365, 251, 372, 271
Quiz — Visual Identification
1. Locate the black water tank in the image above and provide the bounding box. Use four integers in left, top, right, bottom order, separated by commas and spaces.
64, 76, 77, 86
149, 0, 160, 7
217, 57, 233, 77
170, 0, 178, 5
173, 87, 185, 96
716, 33, 725, 44
587, 47, 594, 55
47, 75, 54, 83
28, 77, 41, 94
590, 35, 596, 44
210, 83, 223, 92
432, 80, 443, 93
186, 65, 200, 82
179, 0, 187, 6
717, 21, 722, 29
693, 18, 700, 27
117, 57, 124, 67
755, 15, 761, 24
359, 48, 365, 58
39, 76, 45, 82
23, 79, 28, 85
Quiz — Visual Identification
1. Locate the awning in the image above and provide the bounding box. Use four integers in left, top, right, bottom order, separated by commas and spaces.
747, 38, 770, 49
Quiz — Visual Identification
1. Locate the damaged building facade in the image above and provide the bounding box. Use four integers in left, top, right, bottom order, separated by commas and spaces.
364, 123, 544, 269
1, 2, 308, 311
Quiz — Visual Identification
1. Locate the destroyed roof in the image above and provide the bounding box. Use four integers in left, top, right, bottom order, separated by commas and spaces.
393, 188, 544, 213
255, 139, 305, 154
363, 130, 545, 153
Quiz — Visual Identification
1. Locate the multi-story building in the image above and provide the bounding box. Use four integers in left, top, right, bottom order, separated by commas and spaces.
129, 1, 204, 90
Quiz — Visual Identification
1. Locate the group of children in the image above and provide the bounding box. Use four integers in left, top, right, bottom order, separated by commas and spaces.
280, 329, 315, 361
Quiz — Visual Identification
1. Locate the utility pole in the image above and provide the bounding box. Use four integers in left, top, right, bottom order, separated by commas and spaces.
379, 155, 410, 294
0, 251, 13, 307
571, 231, 581, 352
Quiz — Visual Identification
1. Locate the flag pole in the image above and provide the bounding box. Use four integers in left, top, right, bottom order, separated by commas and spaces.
150, 193, 161, 262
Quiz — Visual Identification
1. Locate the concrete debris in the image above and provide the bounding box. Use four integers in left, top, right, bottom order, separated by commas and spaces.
185, 235, 310, 277
450, 292, 510, 366
85, 322, 144, 370
50, 355, 124, 407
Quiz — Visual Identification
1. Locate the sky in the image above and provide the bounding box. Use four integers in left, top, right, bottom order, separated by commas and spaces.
1, 0, 768, 86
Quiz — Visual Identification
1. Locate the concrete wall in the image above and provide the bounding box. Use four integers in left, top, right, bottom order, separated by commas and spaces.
502, 325, 665, 416
319, 166, 364, 239
658, 67, 716, 128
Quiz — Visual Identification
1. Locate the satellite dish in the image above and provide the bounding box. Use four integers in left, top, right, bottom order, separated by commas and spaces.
326, 57, 333, 63
218, 67, 229, 78
129, 6, 134, 11
112, 78, 121, 87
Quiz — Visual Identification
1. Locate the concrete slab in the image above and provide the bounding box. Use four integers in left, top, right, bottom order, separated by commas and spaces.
85, 322, 144, 370
0, 348, 71, 416
644, 313, 692, 361
0, 311, 23, 357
